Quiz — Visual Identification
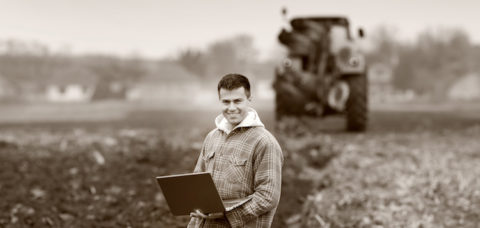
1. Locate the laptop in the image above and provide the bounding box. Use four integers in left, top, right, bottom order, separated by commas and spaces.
156, 172, 251, 216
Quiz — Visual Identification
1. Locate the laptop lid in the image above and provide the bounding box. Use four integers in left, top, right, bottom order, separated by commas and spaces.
156, 172, 225, 216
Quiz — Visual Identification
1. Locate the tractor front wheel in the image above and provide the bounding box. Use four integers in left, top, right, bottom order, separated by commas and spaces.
345, 74, 368, 131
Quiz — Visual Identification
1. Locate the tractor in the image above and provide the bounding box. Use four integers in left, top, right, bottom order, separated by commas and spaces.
273, 14, 368, 131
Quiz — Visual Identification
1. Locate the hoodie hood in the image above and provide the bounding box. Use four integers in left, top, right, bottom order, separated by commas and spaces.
215, 108, 264, 134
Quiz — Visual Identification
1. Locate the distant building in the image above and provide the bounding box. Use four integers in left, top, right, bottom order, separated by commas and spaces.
448, 73, 480, 100
45, 66, 97, 102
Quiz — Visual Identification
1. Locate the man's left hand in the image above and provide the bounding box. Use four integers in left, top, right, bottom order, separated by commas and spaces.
190, 209, 224, 219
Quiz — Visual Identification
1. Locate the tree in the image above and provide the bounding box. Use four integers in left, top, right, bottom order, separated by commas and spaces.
0, 40, 58, 95
205, 34, 258, 77
174, 34, 260, 79
177, 48, 207, 77
82, 55, 147, 99
392, 27, 473, 98
366, 25, 399, 65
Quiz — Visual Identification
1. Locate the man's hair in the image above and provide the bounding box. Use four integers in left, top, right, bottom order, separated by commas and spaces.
217, 73, 251, 98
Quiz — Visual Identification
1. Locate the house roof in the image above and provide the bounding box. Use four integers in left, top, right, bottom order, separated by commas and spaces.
47, 65, 97, 86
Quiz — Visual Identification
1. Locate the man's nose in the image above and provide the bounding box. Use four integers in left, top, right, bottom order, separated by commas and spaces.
227, 103, 236, 111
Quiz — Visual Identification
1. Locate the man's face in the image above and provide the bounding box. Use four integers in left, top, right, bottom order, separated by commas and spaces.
219, 87, 251, 126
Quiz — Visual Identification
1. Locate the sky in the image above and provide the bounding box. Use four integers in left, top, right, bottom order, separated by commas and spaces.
1, 0, 479, 59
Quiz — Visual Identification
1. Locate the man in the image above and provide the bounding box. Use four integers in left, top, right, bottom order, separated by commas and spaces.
188, 74, 283, 228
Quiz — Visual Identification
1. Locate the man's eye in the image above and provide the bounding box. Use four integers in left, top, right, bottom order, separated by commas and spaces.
222, 101, 229, 105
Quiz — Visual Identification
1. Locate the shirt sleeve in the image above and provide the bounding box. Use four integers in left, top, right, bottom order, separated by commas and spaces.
224, 136, 283, 227
192, 141, 206, 173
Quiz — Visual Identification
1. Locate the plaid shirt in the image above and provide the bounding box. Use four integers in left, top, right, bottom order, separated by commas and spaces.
187, 117, 283, 228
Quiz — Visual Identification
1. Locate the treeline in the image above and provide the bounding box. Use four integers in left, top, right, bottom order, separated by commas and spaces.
0, 40, 147, 99
175, 34, 277, 80
367, 26, 480, 99
0, 34, 275, 90
1, 26, 479, 101
177, 27, 480, 100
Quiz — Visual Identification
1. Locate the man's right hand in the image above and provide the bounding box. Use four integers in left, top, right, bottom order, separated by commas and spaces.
190, 209, 224, 219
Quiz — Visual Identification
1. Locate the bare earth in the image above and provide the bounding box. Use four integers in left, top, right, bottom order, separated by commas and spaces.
0, 102, 479, 227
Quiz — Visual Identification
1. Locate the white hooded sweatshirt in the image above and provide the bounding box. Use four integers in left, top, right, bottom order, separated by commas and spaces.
214, 108, 265, 135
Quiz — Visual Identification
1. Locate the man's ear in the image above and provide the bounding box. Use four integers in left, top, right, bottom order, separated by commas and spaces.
248, 96, 252, 102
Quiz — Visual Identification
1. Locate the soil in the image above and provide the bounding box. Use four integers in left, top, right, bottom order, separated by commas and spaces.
1, 106, 479, 227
